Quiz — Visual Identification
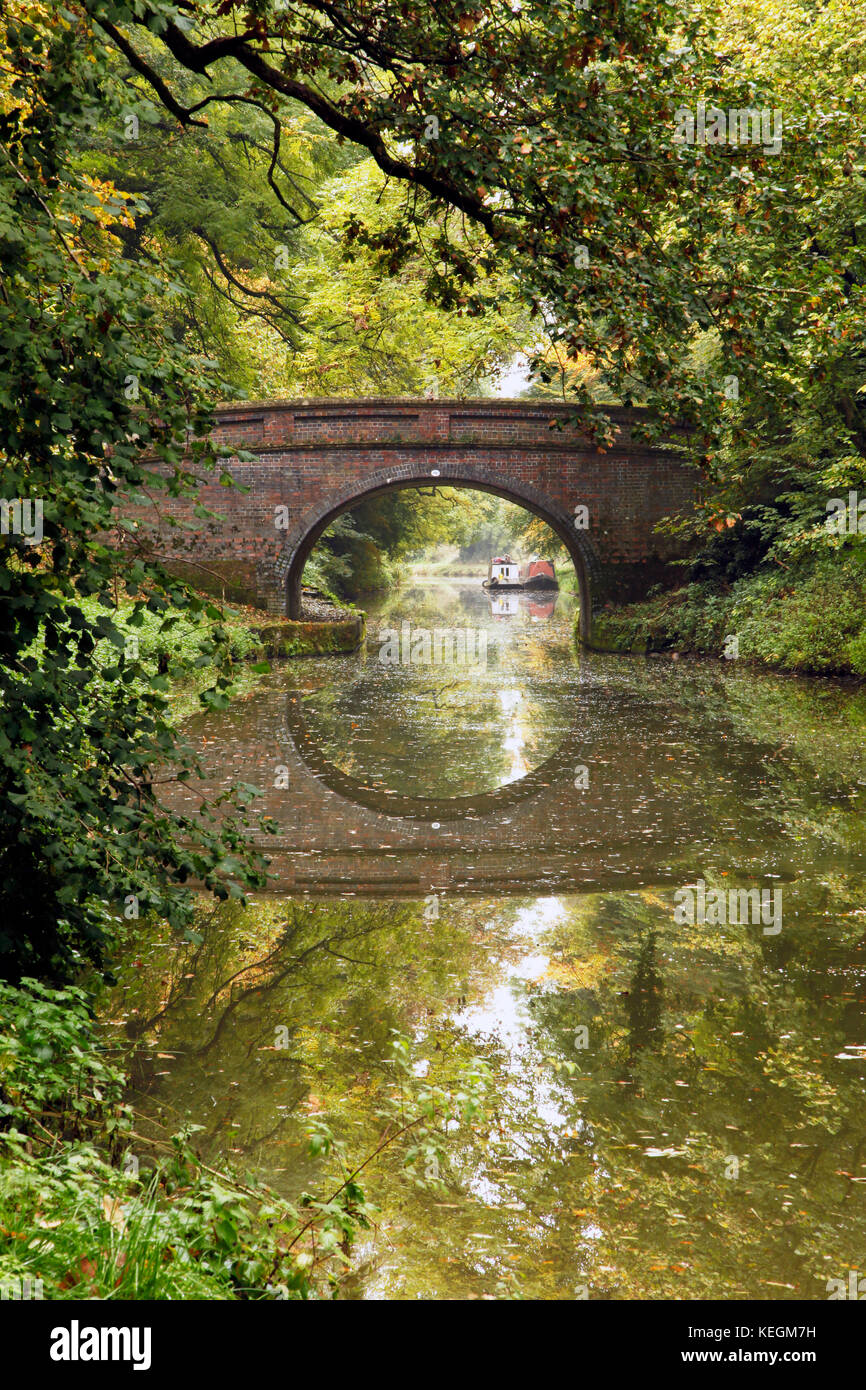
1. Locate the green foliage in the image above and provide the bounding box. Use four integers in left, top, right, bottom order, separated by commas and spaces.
730, 559, 866, 675
82, 47, 526, 397
385, 1029, 490, 1191
308, 487, 502, 596
66, 0, 804, 433
590, 554, 866, 675
665, 0, 866, 562
79, 29, 352, 395
0, 978, 131, 1144
286, 160, 526, 396
0, 6, 271, 981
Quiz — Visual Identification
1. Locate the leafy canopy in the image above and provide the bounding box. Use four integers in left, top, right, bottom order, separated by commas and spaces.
0, 3, 272, 980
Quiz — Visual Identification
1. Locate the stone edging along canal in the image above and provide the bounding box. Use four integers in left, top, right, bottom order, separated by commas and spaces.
246, 610, 366, 659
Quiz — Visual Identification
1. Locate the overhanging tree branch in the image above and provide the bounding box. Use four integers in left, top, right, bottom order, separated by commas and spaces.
90, 6, 501, 237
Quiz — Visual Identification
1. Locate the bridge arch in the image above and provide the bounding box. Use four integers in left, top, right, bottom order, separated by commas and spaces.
279, 462, 603, 639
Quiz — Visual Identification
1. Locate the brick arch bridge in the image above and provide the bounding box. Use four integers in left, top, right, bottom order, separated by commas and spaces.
153, 398, 696, 638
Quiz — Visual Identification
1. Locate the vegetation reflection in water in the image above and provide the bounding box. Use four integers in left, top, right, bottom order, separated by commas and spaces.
293, 583, 581, 800
107, 584, 866, 1299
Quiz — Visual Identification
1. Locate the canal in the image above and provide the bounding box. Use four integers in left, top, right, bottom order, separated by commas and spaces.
105, 580, 866, 1299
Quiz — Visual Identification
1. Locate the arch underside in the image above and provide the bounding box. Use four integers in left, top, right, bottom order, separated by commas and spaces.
278, 463, 603, 637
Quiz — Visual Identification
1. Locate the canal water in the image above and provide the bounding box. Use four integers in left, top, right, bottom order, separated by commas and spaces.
107, 581, 866, 1299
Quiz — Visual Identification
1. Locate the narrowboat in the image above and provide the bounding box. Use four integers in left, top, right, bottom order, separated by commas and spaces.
482, 555, 558, 591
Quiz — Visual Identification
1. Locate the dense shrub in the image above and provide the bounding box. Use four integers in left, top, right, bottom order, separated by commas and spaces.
589, 554, 866, 677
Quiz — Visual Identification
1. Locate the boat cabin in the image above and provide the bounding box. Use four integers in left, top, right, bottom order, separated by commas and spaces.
488, 555, 519, 584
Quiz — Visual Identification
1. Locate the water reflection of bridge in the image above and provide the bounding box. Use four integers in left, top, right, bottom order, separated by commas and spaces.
173, 677, 699, 898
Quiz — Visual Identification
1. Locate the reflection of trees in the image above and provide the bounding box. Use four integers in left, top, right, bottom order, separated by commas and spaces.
108, 898, 490, 1183
191, 902, 390, 1059
289, 585, 576, 799
112, 650, 866, 1296
624, 929, 663, 1058
104, 868, 866, 1299
300, 671, 514, 796
525, 890, 866, 1299
597, 657, 866, 870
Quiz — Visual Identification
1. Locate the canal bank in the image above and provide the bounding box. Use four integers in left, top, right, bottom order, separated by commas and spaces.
581, 554, 866, 678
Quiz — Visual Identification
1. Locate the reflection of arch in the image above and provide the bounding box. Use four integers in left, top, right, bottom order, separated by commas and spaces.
282, 689, 583, 824
280, 465, 604, 640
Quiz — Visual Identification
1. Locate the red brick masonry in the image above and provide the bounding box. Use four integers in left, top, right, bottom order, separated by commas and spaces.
133, 397, 697, 638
